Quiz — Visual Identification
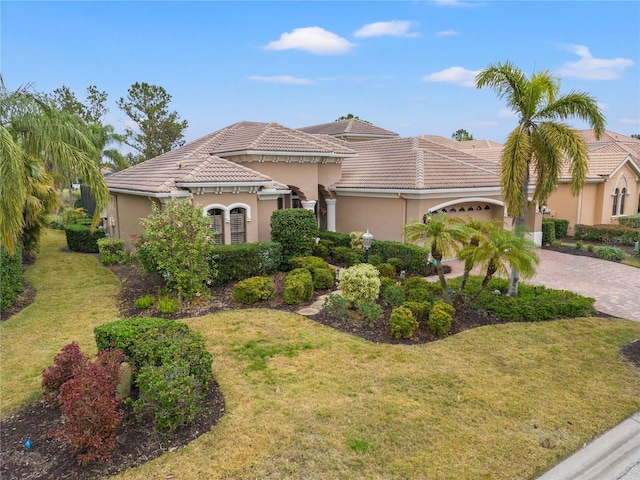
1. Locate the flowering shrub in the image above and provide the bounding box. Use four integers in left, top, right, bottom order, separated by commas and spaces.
140, 200, 215, 299
339, 263, 381, 304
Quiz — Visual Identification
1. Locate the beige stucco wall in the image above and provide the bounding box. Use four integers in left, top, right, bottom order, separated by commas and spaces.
547, 162, 640, 235
242, 162, 341, 202
334, 194, 508, 242
109, 191, 277, 250
106, 194, 157, 250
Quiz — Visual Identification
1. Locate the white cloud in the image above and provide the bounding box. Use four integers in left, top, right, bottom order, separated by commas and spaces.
435, 30, 459, 37
558, 44, 634, 80
249, 75, 315, 86
422, 66, 481, 87
433, 0, 477, 7
497, 108, 517, 118
264, 27, 355, 55
619, 118, 640, 125
354, 20, 419, 38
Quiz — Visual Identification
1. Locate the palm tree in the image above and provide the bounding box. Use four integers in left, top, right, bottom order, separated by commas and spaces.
0, 80, 108, 256
475, 61, 605, 295
463, 227, 539, 301
403, 212, 469, 304
88, 123, 129, 172
454, 217, 502, 301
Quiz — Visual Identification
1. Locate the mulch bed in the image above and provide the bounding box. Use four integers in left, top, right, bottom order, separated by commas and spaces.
2, 252, 640, 479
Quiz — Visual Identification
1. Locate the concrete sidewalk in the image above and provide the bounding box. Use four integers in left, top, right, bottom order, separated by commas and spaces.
536, 412, 640, 480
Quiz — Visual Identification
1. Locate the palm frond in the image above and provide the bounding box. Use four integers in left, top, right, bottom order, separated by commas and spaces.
500, 126, 531, 217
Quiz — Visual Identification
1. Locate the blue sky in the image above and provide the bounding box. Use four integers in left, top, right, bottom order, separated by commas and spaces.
2, 1, 639, 144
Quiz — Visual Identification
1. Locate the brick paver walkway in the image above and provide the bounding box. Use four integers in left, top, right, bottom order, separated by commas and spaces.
444, 249, 640, 322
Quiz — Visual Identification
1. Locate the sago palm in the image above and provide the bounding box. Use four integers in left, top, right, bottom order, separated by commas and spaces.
403, 212, 469, 303
475, 61, 605, 295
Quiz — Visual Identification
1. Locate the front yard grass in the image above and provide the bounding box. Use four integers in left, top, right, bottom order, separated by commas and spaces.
2, 229, 640, 479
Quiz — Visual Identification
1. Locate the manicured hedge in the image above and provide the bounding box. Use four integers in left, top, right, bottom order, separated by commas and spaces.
574, 224, 639, 246
370, 240, 431, 275
209, 242, 282, 286
542, 220, 556, 244
548, 218, 569, 238
271, 209, 318, 267
317, 230, 351, 247
63, 224, 106, 253
1, 246, 23, 311
619, 214, 640, 229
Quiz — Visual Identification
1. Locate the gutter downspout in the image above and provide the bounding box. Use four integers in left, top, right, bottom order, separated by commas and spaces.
399, 194, 407, 242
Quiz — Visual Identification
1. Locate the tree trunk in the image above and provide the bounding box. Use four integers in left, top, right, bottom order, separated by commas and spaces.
508, 157, 531, 297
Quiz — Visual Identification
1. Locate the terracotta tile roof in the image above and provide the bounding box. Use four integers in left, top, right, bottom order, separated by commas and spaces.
298, 118, 399, 139
106, 121, 356, 195
106, 153, 274, 194
334, 137, 501, 190
577, 129, 640, 145
207, 122, 356, 156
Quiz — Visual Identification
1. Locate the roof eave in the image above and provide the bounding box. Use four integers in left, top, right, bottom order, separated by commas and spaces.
215, 149, 357, 158
108, 187, 190, 198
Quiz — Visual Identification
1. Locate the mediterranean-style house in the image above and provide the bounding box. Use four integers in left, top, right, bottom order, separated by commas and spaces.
104, 118, 638, 251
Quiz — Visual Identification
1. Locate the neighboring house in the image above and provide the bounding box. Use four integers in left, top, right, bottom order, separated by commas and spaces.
105, 119, 546, 250
544, 131, 640, 234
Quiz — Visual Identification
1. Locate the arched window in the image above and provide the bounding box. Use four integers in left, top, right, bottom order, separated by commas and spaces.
208, 208, 224, 245
612, 188, 619, 215
230, 207, 246, 244
620, 188, 626, 215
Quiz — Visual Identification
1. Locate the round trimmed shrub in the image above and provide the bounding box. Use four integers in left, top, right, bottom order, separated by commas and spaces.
376, 262, 396, 279
429, 304, 453, 336
383, 283, 406, 307
432, 300, 455, 317
232, 276, 276, 304
403, 301, 432, 323
312, 267, 336, 290
284, 271, 313, 305
387, 257, 405, 272
339, 263, 381, 304
389, 307, 419, 339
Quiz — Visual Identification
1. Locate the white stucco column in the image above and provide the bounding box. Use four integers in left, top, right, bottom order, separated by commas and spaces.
325, 198, 337, 232
300, 200, 316, 211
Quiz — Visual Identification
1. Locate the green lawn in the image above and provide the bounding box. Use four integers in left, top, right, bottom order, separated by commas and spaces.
2, 229, 640, 480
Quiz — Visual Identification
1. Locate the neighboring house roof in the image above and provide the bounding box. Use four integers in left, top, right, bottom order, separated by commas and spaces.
558, 130, 640, 181
298, 118, 399, 140
420, 135, 504, 163
334, 137, 501, 190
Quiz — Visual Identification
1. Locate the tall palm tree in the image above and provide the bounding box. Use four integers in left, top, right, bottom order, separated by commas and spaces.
464, 227, 539, 301
475, 61, 605, 295
403, 212, 469, 304
0, 80, 108, 256
88, 123, 129, 172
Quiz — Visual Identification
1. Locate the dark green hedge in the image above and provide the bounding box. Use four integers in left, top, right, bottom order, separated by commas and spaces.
574, 224, 639, 245
317, 230, 351, 247
63, 224, 106, 253
370, 240, 431, 275
209, 242, 282, 286
619, 214, 640, 229
548, 218, 569, 238
542, 220, 556, 244
1, 246, 23, 311
271, 209, 318, 267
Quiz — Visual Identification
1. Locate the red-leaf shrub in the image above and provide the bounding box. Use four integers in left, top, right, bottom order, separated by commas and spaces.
41, 342, 88, 402
52, 349, 125, 465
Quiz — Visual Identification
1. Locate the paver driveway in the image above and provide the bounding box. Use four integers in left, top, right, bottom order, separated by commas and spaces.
445, 249, 640, 322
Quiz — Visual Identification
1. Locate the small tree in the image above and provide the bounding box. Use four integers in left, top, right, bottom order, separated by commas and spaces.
270, 209, 318, 268
140, 199, 215, 299
451, 129, 475, 141
403, 212, 469, 304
